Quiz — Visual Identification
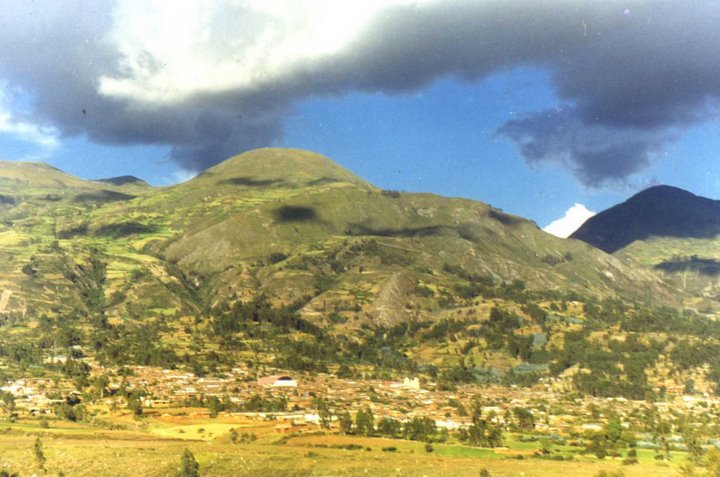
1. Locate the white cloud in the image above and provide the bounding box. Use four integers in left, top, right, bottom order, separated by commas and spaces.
0, 90, 59, 150
543, 203, 595, 238
99, 0, 429, 105
2, 0, 719, 177
159, 169, 197, 186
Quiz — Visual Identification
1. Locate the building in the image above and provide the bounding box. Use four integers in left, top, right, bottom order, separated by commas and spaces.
258, 375, 298, 388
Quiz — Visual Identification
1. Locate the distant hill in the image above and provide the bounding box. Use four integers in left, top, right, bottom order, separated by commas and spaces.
94, 175, 150, 187
571, 185, 720, 253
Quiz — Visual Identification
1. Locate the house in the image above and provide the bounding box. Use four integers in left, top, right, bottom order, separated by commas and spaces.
258, 375, 298, 388
275, 421, 307, 434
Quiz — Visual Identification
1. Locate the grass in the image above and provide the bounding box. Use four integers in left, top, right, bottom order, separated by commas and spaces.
0, 147, 679, 342
0, 415, 688, 477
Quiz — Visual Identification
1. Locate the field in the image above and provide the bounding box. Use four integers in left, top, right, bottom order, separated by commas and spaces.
0, 412, 685, 477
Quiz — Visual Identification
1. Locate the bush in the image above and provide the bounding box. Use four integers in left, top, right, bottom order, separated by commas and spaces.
594, 471, 625, 477
180, 449, 199, 477
267, 252, 288, 264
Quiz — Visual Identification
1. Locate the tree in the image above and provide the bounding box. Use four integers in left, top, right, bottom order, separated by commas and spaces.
34, 436, 46, 470
355, 406, 375, 436
127, 393, 143, 417
404, 417, 436, 442
586, 431, 608, 460
1, 392, 16, 422
339, 411, 353, 435
180, 449, 200, 477
207, 396, 222, 418
90, 374, 110, 402
378, 417, 402, 438
464, 398, 502, 447
512, 407, 535, 431
486, 425, 503, 448
652, 415, 672, 461
314, 398, 332, 429
603, 419, 624, 457
680, 425, 704, 465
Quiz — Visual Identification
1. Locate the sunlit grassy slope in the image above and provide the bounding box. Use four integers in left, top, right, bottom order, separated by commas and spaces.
0, 148, 675, 331
617, 235, 720, 312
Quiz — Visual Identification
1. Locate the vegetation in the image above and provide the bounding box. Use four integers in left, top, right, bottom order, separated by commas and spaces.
0, 149, 718, 475
179, 449, 200, 477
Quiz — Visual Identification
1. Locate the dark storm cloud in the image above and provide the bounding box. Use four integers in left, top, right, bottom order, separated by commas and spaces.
496, 108, 680, 185
0, 0, 290, 170
0, 0, 719, 181
323, 0, 720, 185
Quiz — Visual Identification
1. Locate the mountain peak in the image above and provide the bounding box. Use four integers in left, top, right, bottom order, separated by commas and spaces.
631, 184, 702, 201
571, 185, 720, 253
94, 175, 150, 187
196, 148, 371, 189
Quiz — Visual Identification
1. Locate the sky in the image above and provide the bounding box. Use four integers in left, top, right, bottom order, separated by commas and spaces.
0, 1, 719, 236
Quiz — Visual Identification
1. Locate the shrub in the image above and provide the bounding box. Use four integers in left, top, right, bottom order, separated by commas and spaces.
180, 449, 199, 477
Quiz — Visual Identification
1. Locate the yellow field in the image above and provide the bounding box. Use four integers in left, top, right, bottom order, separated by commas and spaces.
0, 413, 686, 477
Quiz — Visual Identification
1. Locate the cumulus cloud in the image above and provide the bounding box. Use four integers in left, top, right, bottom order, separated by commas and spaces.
544, 203, 596, 238
0, 89, 59, 151
0, 0, 718, 179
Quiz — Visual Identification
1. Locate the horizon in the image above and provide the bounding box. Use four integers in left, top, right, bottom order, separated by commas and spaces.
0, 145, 706, 237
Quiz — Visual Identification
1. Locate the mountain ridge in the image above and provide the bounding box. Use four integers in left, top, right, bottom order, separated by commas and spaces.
94, 175, 150, 187
571, 184, 720, 253
1, 147, 717, 408
0, 147, 677, 327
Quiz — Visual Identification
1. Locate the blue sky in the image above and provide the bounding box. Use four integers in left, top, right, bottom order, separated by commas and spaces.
279, 68, 625, 228
0, 1, 719, 236
18, 67, 716, 231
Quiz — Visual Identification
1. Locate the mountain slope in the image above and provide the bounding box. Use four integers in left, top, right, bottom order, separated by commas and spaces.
571, 185, 720, 311
112, 149, 675, 320
2, 148, 716, 399
0, 148, 676, 327
571, 185, 720, 253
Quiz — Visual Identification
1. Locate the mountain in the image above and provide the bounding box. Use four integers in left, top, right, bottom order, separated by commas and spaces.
0, 148, 701, 385
571, 185, 720, 312
139, 149, 674, 309
3, 149, 720, 401
0, 149, 674, 325
570, 185, 720, 253
94, 175, 150, 187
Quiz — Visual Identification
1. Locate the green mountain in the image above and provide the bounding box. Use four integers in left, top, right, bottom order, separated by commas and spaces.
2, 149, 715, 398
74, 149, 677, 318
0, 149, 678, 324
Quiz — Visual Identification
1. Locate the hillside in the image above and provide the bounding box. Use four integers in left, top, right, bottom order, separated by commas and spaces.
1, 149, 715, 400
571, 185, 720, 311
44, 148, 669, 321
571, 185, 720, 253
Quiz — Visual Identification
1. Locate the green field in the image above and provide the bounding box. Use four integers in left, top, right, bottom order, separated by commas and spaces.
0, 414, 687, 477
